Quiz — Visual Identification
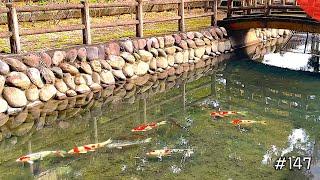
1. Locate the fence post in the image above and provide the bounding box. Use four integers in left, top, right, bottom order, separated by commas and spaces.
81, 0, 91, 45
6, 3, 21, 54
211, 0, 217, 26
227, 0, 233, 18
136, 0, 143, 38
178, 0, 185, 32
247, 0, 252, 15
264, 0, 270, 16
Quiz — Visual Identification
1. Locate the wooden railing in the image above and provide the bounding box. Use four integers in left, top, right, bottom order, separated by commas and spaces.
226, 0, 303, 18
0, 0, 218, 54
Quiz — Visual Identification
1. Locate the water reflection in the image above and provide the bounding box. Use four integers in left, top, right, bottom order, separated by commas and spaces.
260, 33, 320, 73
0, 36, 320, 179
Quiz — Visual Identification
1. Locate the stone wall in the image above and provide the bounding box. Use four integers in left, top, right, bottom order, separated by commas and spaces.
0, 26, 290, 141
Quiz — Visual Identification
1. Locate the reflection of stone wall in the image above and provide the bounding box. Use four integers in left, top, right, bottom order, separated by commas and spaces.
0, 54, 229, 144
0, 26, 288, 142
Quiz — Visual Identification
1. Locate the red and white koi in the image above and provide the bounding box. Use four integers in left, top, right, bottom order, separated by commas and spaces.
231, 119, 267, 125
211, 111, 245, 118
131, 121, 167, 132
68, 138, 112, 154
16, 150, 66, 164
106, 138, 152, 149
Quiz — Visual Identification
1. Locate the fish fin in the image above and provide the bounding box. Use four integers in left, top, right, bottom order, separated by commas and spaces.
27, 161, 34, 164
144, 138, 152, 143
101, 138, 113, 146
157, 121, 167, 126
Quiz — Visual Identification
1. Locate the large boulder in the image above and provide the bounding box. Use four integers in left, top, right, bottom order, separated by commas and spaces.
100, 70, 115, 84
22, 53, 40, 67
6, 71, 31, 90
52, 51, 65, 66
39, 84, 57, 102
4, 58, 27, 72
3, 87, 27, 108
108, 55, 125, 69
138, 50, 153, 62
134, 61, 149, 76
0, 60, 9, 75
27, 68, 44, 88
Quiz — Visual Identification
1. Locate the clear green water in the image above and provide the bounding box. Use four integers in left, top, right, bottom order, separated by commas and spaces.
0, 36, 320, 179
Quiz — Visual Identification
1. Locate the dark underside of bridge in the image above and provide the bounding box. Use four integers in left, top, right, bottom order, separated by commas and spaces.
218, 15, 320, 33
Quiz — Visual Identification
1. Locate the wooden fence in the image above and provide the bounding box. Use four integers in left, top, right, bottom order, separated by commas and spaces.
226, 0, 302, 17
0, 0, 218, 54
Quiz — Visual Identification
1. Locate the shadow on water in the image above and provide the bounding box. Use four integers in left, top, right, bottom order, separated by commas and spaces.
0, 34, 319, 179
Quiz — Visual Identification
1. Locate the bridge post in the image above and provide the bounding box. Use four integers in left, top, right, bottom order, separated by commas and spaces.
227, 0, 233, 18
6, 3, 21, 54
178, 0, 185, 32
264, 0, 271, 16
81, 0, 92, 45
211, 0, 218, 26
136, 0, 144, 38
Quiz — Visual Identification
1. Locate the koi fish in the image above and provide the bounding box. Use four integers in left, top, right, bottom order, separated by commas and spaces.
106, 138, 152, 149
211, 111, 246, 118
68, 138, 112, 154
131, 121, 167, 132
16, 150, 66, 164
231, 119, 267, 125
146, 148, 194, 158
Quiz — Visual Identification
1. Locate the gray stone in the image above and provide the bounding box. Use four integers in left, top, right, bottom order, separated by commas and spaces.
11, 122, 34, 137
100, 59, 112, 70
100, 70, 115, 84
0, 113, 9, 126
215, 27, 224, 39
26, 84, 39, 102
63, 73, 76, 90
66, 90, 77, 97
183, 50, 189, 63
52, 51, 65, 66
26, 68, 44, 88
174, 52, 184, 64
195, 38, 205, 46
167, 55, 175, 66
51, 67, 64, 79
66, 49, 78, 63
0, 75, 5, 94
134, 61, 149, 76
74, 74, 86, 85
75, 84, 90, 94
91, 60, 102, 72
92, 72, 101, 84
22, 53, 40, 67
120, 40, 134, 53
77, 47, 87, 61
112, 69, 126, 80
0, 60, 9, 75
4, 58, 27, 72
138, 50, 153, 62
123, 64, 134, 77
105, 42, 120, 56
39, 66, 55, 84
194, 32, 204, 38
150, 48, 158, 57
6, 71, 31, 90
157, 37, 165, 48
158, 49, 167, 57
82, 74, 93, 86
40, 51, 52, 67
195, 47, 206, 58
189, 49, 195, 60
40, 84, 57, 102
3, 87, 27, 107
212, 41, 218, 52
0, 98, 8, 113
80, 61, 93, 74
120, 52, 136, 63
86, 46, 99, 61
186, 39, 197, 48
60, 63, 79, 75
156, 57, 168, 69
165, 47, 176, 55
55, 79, 68, 93
108, 55, 125, 69
219, 27, 228, 37
149, 58, 157, 70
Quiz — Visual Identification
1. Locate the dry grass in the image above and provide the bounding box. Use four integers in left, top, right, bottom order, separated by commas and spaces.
0, 9, 226, 54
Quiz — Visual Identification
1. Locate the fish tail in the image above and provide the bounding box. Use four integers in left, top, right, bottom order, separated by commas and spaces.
56, 150, 67, 157
157, 121, 167, 126
144, 138, 152, 143
101, 138, 112, 146
237, 111, 248, 116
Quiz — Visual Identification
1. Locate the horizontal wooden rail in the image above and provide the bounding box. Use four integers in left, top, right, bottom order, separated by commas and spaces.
269, 5, 301, 10
16, 4, 84, 12
144, 16, 181, 24
185, 12, 214, 19
89, 2, 138, 8
20, 25, 85, 36
231, 6, 265, 11
91, 20, 139, 29
146, 0, 180, 5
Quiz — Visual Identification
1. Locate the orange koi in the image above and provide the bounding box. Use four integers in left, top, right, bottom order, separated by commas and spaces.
68, 139, 112, 154
231, 119, 267, 125
131, 121, 167, 132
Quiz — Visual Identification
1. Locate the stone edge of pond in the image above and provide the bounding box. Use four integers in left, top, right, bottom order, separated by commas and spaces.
0, 27, 291, 141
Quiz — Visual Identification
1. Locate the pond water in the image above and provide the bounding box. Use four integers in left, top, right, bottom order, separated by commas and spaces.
0, 33, 320, 179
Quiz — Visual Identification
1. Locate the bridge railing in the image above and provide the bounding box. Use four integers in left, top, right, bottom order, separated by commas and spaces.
226, 0, 303, 18
0, 0, 219, 54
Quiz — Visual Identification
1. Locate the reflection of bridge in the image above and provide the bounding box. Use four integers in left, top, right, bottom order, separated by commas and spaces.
218, 0, 320, 33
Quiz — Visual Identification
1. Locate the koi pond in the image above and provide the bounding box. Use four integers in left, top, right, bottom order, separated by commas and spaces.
0, 32, 319, 179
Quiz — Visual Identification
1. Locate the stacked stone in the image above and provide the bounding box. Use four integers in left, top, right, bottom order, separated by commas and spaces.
255, 28, 292, 41
0, 54, 227, 144
0, 27, 232, 115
